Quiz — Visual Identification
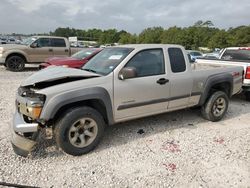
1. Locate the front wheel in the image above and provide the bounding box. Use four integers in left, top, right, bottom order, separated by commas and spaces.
201, 91, 229, 122
54, 107, 105, 156
6, 56, 25, 72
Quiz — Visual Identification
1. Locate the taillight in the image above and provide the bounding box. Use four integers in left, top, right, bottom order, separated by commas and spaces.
245, 67, 250, 79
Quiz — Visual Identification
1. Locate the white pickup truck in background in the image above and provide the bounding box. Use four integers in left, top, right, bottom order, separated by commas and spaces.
196, 47, 250, 100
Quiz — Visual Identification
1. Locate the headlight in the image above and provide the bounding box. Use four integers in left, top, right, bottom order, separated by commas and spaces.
26, 106, 43, 119
62, 65, 69, 67
17, 100, 44, 119
17, 87, 45, 119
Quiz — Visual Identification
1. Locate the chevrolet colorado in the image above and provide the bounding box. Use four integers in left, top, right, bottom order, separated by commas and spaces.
11, 44, 243, 157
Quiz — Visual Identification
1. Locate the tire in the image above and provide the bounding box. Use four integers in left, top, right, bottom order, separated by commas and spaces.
6, 56, 25, 72
54, 106, 105, 156
201, 91, 229, 122
245, 92, 250, 101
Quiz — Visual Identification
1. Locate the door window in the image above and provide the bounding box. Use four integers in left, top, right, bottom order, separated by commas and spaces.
168, 48, 186, 73
125, 49, 165, 77
51, 38, 66, 47
36, 38, 51, 47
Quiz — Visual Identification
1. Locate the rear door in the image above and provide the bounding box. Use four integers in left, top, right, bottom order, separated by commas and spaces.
114, 48, 170, 121
51, 38, 69, 58
167, 47, 193, 109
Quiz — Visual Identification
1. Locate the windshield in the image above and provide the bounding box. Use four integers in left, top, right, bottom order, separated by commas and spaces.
221, 49, 250, 61
190, 52, 202, 56
72, 49, 98, 59
82, 47, 133, 75
21, 37, 37, 45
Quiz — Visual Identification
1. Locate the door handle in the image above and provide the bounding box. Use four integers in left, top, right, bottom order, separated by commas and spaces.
157, 78, 169, 85
49, 49, 53, 52
65, 49, 69, 52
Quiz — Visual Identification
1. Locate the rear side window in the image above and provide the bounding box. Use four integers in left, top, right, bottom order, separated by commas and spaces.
51, 38, 66, 47
221, 49, 250, 61
168, 48, 186, 73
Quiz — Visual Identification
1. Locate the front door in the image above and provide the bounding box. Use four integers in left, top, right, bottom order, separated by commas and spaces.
27, 38, 53, 62
114, 48, 170, 121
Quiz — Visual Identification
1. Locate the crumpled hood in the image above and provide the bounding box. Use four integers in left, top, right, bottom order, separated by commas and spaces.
21, 66, 100, 87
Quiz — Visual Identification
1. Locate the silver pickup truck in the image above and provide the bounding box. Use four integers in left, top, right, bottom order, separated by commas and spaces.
11, 44, 243, 157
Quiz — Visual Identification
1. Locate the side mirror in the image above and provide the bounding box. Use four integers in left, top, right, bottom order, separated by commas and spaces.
30, 42, 38, 48
118, 67, 137, 80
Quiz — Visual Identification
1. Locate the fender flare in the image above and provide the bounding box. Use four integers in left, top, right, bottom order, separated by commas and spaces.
198, 73, 233, 106
40, 87, 114, 125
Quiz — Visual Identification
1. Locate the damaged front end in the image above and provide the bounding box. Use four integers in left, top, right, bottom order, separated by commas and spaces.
11, 86, 45, 157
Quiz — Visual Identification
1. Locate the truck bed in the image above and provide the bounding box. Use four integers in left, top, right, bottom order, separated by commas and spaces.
190, 62, 243, 97
195, 58, 250, 87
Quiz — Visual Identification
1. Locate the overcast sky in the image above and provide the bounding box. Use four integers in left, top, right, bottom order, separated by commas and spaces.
1, 0, 249, 34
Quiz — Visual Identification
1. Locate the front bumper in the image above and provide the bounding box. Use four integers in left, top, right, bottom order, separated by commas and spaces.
11, 112, 39, 156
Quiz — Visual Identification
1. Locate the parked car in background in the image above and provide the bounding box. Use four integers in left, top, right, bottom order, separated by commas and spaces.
219, 47, 250, 61
187, 50, 203, 61
0, 37, 7, 44
196, 47, 250, 100
7, 37, 16, 44
39, 48, 102, 69
202, 52, 220, 59
0, 36, 82, 72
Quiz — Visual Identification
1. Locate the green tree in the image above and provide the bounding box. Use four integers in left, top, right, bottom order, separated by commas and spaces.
228, 26, 250, 46
138, 27, 164, 43
208, 30, 229, 49
119, 33, 137, 44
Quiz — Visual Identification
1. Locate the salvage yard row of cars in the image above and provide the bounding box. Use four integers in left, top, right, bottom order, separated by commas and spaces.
0, 36, 94, 71
0, 36, 249, 157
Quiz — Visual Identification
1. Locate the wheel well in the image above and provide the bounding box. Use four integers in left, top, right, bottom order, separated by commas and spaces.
52, 99, 109, 126
6, 53, 27, 63
209, 82, 231, 97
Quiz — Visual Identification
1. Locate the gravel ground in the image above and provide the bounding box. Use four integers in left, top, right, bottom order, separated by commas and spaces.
0, 65, 250, 188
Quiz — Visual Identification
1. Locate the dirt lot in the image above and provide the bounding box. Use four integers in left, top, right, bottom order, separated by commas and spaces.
0, 66, 250, 188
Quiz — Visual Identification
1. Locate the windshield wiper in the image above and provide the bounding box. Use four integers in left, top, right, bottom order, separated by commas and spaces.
82, 68, 97, 73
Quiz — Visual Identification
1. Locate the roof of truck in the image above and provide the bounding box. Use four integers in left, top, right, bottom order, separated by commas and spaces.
225, 47, 250, 50
33, 36, 67, 39
113, 44, 184, 49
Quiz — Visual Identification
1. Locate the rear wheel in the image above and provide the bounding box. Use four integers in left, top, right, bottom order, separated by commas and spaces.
6, 56, 25, 72
54, 107, 105, 156
201, 91, 229, 122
